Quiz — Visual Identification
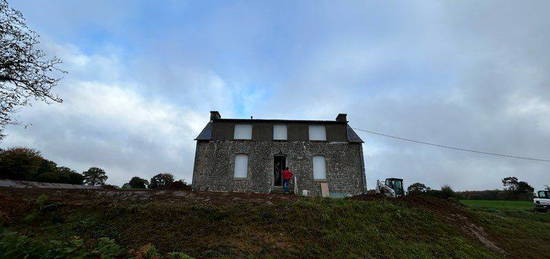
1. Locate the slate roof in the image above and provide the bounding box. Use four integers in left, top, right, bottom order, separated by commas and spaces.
195, 122, 212, 140
194, 120, 364, 143
210, 118, 346, 124
346, 125, 364, 143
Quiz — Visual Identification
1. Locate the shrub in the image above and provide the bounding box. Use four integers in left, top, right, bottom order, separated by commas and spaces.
423, 185, 459, 199
92, 237, 123, 257
0, 230, 123, 258
101, 184, 119, 190
168, 252, 194, 259
131, 243, 160, 259
457, 190, 533, 201
167, 180, 192, 191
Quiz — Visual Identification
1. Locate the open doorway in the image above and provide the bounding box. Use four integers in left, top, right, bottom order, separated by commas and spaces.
274, 155, 286, 186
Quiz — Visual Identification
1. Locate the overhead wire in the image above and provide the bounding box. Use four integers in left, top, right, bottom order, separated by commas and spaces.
352, 128, 550, 162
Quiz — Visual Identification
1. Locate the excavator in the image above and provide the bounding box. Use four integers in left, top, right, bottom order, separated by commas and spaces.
376, 178, 405, 197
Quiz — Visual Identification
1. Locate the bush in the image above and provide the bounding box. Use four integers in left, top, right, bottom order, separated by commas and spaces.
167, 180, 192, 191
131, 243, 160, 258
101, 184, 119, 190
0, 229, 123, 258
423, 185, 459, 199
456, 190, 533, 201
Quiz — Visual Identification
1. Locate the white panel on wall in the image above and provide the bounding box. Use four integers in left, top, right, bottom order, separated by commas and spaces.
273, 124, 287, 140
234, 124, 252, 140
234, 154, 248, 178
309, 125, 326, 141
313, 156, 326, 180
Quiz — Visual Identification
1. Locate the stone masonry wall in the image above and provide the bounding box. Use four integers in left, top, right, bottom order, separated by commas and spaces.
192, 140, 366, 196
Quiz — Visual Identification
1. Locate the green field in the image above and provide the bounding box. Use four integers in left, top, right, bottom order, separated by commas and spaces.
460, 200, 533, 210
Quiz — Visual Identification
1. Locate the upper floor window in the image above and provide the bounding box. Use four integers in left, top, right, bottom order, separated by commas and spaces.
273, 124, 287, 140
234, 154, 248, 178
309, 125, 326, 141
313, 156, 326, 180
234, 124, 252, 140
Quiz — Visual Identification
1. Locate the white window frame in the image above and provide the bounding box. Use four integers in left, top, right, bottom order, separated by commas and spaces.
273, 124, 287, 140
234, 124, 252, 140
309, 125, 326, 141
234, 154, 248, 178
313, 156, 327, 180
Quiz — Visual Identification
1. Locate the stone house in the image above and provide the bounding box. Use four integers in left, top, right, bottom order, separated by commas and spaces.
191, 111, 366, 197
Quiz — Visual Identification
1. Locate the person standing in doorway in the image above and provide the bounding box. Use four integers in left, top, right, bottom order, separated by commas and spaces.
282, 167, 293, 193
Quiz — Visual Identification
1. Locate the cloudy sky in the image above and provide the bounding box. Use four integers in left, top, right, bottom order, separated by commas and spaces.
3, 0, 550, 190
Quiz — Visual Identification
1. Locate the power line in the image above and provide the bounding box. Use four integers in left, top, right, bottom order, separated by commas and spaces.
352, 128, 550, 162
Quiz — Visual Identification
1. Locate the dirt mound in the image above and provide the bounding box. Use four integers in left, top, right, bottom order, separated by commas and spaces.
347, 193, 387, 201
399, 195, 465, 215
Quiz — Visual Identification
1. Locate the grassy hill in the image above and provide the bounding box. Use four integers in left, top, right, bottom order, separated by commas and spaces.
1, 188, 549, 258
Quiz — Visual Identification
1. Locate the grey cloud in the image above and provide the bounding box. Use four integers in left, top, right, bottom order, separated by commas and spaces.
3, 1, 550, 191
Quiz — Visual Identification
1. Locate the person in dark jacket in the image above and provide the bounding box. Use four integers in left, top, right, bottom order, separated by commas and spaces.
282, 167, 293, 193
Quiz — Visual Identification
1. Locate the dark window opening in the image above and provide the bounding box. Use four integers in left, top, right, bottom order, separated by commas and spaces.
274, 155, 286, 186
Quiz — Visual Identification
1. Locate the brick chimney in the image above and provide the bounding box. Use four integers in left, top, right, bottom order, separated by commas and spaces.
210, 111, 221, 121
336, 113, 347, 122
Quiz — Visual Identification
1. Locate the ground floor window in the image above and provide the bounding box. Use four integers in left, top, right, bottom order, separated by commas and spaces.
313, 156, 326, 180
234, 154, 248, 178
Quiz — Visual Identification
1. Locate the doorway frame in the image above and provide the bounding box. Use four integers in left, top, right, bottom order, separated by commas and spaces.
273, 155, 286, 186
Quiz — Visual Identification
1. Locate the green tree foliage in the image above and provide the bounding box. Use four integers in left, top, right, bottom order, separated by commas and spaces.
0, 147, 83, 184
440, 185, 456, 198
149, 173, 174, 189
517, 181, 534, 193
57, 166, 84, 185
129, 176, 149, 189
36, 160, 57, 180
407, 182, 430, 194
502, 177, 519, 191
0, 147, 42, 180
458, 177, 536, 201
424, 185, 458, 199
502, 176, 534, 193
82, 167, 108, 186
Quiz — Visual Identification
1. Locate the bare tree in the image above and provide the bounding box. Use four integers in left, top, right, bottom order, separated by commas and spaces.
0, 0, 64, 139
